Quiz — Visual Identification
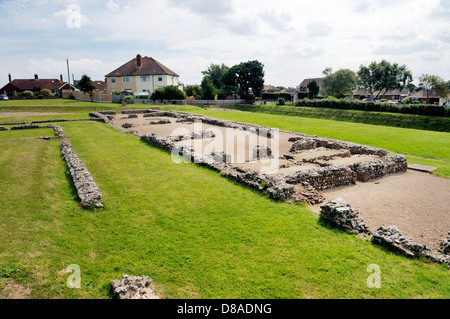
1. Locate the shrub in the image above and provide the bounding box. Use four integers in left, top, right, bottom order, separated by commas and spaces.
277, 98, 285, 106
151, 88, 165, 100
18, 90, 34, 97
298, 92, 308, 100
163, 85, 186, 100
262, 92, 292, 101
294, 98, 448, 117
380, 99, 388, 102
244, 94, 256, 101
401, 97, 411, 104
40, 89, 52, 96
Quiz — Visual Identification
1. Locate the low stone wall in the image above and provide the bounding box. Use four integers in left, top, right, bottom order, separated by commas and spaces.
314, 137, 389, 157
149, 119, 171, 125
60, 138, 103, 209
349, 155, 408, 182
319, 198, 371, 236
372, 226, 449, 265
290, 138, 317, 152
31, 118, 102, 124
0, 126, 8, 131
10, 124, 41, 130
88, 112, 110, 123
1, 123, 102, 209
320, 198, 449, 265
97, 110, 117, 115
121, 108, 161, 114
129, 110, 406, 204
0, 121, 28, 125
285, 166, 357, 191
110, 275, 159, 299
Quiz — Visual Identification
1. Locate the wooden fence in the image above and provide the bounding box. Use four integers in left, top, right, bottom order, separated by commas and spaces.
62, 90, 111, 103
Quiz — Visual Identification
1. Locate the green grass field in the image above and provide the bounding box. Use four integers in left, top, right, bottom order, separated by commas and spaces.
0, 100, 449, 299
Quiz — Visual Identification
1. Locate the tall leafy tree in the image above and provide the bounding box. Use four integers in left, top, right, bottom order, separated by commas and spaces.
201, 63, 230, 90
418, 74, 449, 104
322, 69, 357, 98
322, 67, 333, 77
357, 60, 412, 100
76, 74, 96, 101
223, 60, 265, 97
200, 76, 216, 100
76, 74, 96, 94
307, 80, 320, 98
185, 84, 201, 99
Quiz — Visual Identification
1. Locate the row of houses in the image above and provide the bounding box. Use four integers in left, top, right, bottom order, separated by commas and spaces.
265, 77, 449, 105
1, 55, 448, 105
0, 54, 180, 98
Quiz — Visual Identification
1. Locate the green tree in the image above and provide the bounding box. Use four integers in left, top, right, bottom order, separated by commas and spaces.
201, 63, 230, 89
76, 74, 96, 101
185, 85, 201, 99
322, 67, 333, 77
418, 74, 449, 104
223, 60, 265, 97
307, 80, 320, 99
76, 74, 96, 93
163, 85, 186, 100
201, 76, 216, 100
322, 69, 357, 98
150, 88, 165, 100
357, 60, 412, 100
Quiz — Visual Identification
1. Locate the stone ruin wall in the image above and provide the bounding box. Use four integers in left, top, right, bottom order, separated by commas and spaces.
320, 198, 450, 265
127, 110, 408, 205
0, 122, 104, 209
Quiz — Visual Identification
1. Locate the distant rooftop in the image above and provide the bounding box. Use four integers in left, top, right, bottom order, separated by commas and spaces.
105, 54, 179, 77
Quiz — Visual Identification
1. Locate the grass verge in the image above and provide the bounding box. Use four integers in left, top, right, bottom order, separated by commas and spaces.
215, 104, 450, 132
0, 121, 449, 299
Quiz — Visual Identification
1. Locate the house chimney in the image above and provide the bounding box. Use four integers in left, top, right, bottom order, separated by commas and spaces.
136, 54, 141, 67
34, 74, 38, 80
8, 73, 11, 83
60, 74, 63, 81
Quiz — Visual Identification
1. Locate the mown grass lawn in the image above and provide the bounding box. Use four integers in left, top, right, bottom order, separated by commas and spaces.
0, 119, 449, 299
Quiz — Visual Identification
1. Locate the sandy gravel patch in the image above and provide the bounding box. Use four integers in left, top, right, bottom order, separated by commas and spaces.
309, 170, 450, 250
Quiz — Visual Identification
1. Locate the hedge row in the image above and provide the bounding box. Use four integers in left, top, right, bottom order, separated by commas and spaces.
294, 99, 449, 117
262, 92, 293, 101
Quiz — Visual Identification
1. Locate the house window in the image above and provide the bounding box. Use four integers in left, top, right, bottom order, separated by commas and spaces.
158, 76, 163, 82
141, 76, 150, 82
123, 76, 132, 83
111, 77, 116, 84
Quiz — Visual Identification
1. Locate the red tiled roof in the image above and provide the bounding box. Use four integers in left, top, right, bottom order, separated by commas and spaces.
8, 78, 68, 91
92, 81, 107, 90
105, 55, 179, 77
299, 78, 323, 87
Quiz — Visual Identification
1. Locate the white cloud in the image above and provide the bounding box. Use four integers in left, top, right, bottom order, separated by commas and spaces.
0, 0, 449, 88
107, 0, 120, 11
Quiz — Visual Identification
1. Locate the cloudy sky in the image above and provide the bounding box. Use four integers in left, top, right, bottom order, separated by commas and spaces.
0, 0, 449, 88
